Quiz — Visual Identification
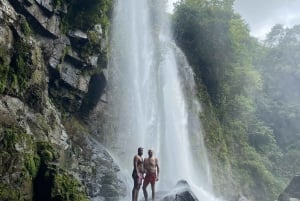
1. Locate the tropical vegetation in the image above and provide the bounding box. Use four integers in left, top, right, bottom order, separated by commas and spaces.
173, 0, 300, 200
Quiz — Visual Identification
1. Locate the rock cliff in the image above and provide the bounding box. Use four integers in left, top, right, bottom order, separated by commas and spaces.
0, 0, 126, 200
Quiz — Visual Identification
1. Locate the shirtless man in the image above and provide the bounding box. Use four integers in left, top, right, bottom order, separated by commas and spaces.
132, 147, 144, 201
143, 149, 159, 201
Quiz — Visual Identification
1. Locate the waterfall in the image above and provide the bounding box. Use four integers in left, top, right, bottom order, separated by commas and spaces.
107, 0, 221, 200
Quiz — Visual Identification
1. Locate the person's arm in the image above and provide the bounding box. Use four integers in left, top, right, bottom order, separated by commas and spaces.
134, 156, 139, 173
143, 159, 147, 174
156, 158, 159, 181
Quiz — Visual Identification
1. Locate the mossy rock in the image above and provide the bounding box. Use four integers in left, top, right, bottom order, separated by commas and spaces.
19, 16, 32, 37
25, 84, 45, 113
62, 115, 88, 138
0, 183, 20, 201
1, 126, 34, 152
0, 126, 38, 200
65, 0, 113, 31
37, 141, 59, 164
0, 128, 88, 201
0, 45, 10, 94
51, 173, 88, 201
53, 0, 64, 8
24, 154, 41, 178
0, 151, 12, 174
7, 39, 33, 97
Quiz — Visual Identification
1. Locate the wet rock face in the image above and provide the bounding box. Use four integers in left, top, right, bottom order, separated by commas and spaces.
47, 36, 71, 69
75, 138, 127, 201
0, 1, 15, 48
24, 2, 61, 37
0, 0, 123, 200
159, 180, 199, 201
0, 0, 17, 21
35, 0, 53, 13
4, 0, 107, 115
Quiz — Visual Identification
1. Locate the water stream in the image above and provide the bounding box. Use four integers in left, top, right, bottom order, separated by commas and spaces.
107, 0, 221, 200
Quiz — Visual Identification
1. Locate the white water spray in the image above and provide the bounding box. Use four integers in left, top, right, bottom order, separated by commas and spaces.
107, 0, 222, 200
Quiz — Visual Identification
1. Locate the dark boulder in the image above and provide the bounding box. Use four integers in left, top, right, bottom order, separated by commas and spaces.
160, 180, 199, 201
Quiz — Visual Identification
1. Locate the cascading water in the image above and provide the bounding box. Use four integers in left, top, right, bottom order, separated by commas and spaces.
107, 0, 222, 200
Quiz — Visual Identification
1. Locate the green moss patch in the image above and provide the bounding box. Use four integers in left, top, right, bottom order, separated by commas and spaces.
52, 173, 88, 201
0, 183, 20, 201
19, 16, 32, 37
0, 126, 39, 201
65, 0, 112, 31
2, 39, 33, 97
0, 45, 10, 94
33, 141, 88, 201
37, 141, 58, 164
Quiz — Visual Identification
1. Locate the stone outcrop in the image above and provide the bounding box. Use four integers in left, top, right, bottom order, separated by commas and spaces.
24, 2, 60, 37
0, 0, 124, 200
278, 173, 300, 201
0, 0, 17, 22
0, 95, 68, 147
159, 180, 199, 201
58, 61, 91, 93
46, 36, 71, 69
68, 29, 89, 42
35, 0, 54, 13
75, 138, 127, 201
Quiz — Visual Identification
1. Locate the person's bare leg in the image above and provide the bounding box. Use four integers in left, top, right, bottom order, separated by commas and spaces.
135, 187, 139, 201
132, 187, 135, 201
151, 183, 155, 200
143, 184, 148, 201
132, 186, 140, 201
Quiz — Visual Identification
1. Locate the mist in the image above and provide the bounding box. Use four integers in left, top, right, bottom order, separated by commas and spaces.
168, 0, 300, 39
234, 0, 300, 39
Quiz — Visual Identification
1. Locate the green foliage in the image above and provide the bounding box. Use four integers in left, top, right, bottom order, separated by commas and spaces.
65, 0, 112, 31
255, 25, 300, 149
173, 0, 237, 109
37, 141, 58, 164
0, 126, 41, 200
238, 157, 283, 201
25, 154, 41, 178
1, 126, 33, 151
33, 142, 88, 201
279, 146, 300, 177
53, 0, 64, 8
173, 1, 287, 200
80, 30, 104, 59
0, 46, 10, 93
0, 126, 40, 176
253, 25, 300, 183
0, 184, 20, 201
7, 39, 32, 96
20, 17, 31, 37
0, 126, 87, 201
52, 173, 88, 201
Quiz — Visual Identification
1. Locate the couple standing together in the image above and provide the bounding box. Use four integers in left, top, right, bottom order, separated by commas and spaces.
132, 147, 160, 201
